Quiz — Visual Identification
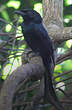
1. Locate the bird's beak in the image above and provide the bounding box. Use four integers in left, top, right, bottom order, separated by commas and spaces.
14, 10, 25, 16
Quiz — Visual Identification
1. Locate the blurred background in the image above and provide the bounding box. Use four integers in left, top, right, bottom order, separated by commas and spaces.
0, 0, 42, 80
0, 0, 72, 109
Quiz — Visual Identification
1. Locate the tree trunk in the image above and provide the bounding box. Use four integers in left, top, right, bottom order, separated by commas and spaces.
42, 0, 63, 28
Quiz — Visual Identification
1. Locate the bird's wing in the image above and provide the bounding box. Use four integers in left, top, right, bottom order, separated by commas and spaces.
34, 23, 55, 66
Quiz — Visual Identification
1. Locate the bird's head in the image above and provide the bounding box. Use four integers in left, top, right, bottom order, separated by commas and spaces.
15, 9, 42, 24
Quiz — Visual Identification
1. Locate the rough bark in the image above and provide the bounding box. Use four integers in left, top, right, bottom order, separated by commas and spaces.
49, 27, 72, 45
0, 60, 45, 110
42, 0, 63, 28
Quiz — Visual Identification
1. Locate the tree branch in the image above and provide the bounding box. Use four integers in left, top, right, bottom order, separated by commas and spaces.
50, 27, 72, 45
56, 50, 72, 64
0, 59, 45, 110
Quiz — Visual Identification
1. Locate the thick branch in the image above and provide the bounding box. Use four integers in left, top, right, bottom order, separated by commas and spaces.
0, 61, 45, 110
50, 27, 72, 45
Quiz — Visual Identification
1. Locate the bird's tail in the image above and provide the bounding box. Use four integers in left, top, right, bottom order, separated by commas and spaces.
43, 57, 65, 110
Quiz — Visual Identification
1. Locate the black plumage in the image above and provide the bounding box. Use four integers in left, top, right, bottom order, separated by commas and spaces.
15, 9, 65, 110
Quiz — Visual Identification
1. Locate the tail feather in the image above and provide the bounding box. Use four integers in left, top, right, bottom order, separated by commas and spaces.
43, 57, 65, 110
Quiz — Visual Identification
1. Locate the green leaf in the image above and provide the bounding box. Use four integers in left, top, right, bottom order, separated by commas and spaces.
7, 1, 21, 9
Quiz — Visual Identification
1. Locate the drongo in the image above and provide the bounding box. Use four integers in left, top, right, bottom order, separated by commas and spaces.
15, 9, 65, 110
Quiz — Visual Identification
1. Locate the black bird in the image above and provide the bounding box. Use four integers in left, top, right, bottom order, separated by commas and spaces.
15, 9, 65, 110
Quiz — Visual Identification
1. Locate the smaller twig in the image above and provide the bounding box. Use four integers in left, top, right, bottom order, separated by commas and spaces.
0, 18, 21, 32
25, 91, 42, 110
58, 88, 72, 100
0, 48, 25, 51
54, 76, 72, 85
56, 81, 72, 89
53, 70, 72, 80
12, 17, 20, 49
0, 32, 15, 37
16, 80, 72, 96
16, 82, 39, 95
0, 55, 22, 62
56, 50, 72, 64
0, 36, 23, 49
13, 101, 30, 107
13, 100, 72, 108
0, 35, 24, 49
0, 74, 10, 79
61, 100, 72, 104
15, 78, 29, 95
0, 18, 8, 24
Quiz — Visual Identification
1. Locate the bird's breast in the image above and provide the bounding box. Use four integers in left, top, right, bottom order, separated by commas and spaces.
22, 22, 35, 34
